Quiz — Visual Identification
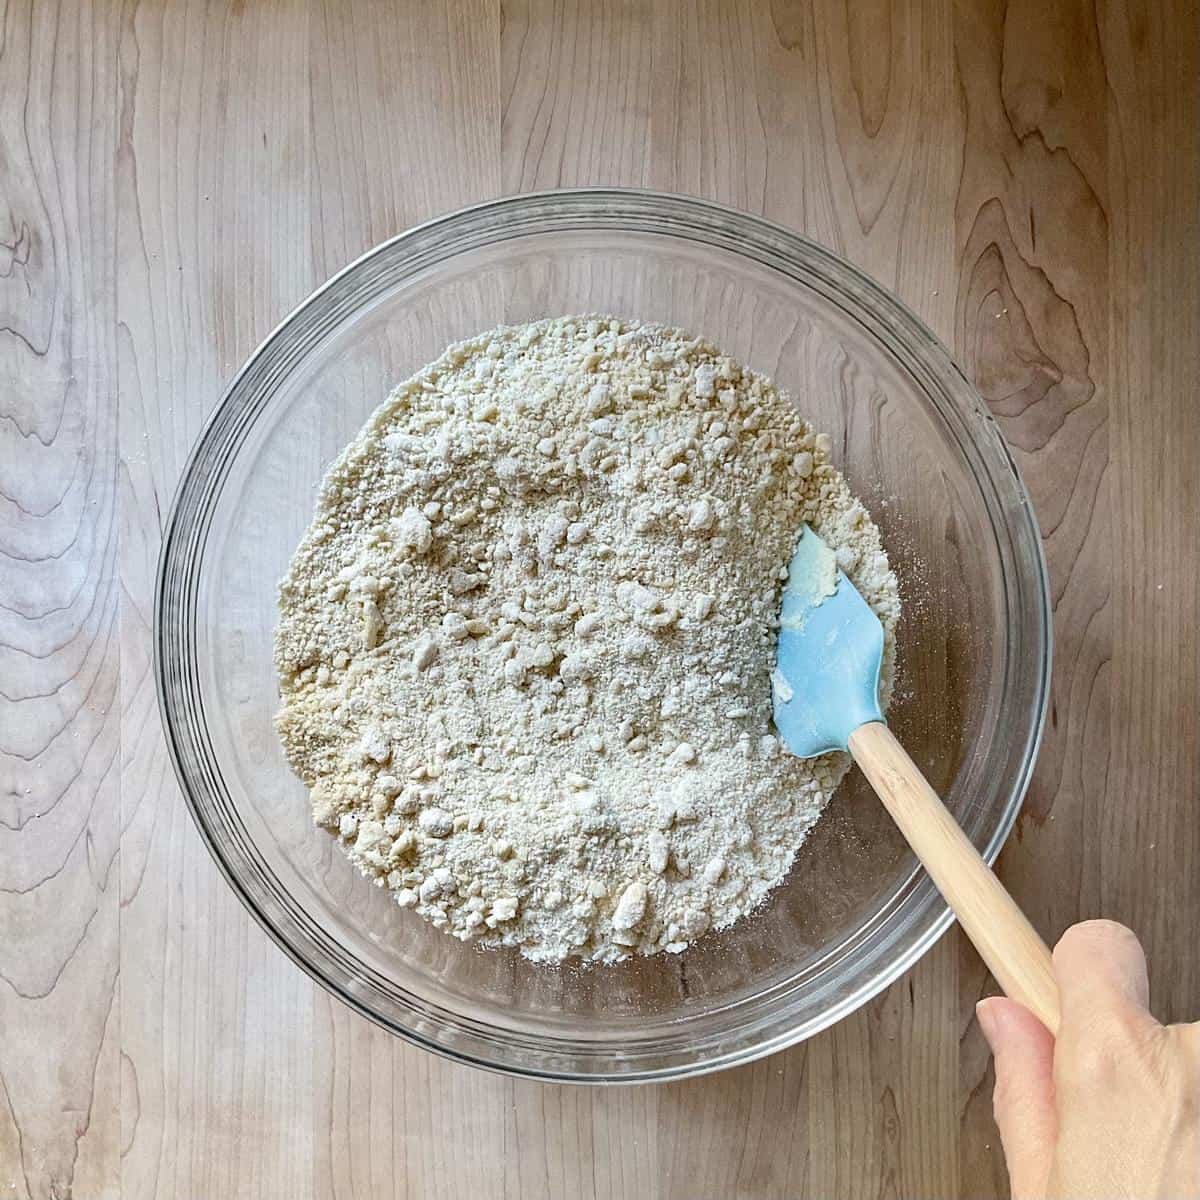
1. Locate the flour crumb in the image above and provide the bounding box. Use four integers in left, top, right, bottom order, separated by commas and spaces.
275, 316, 899, 963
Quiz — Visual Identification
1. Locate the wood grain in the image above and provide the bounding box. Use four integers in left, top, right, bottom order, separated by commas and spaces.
1, 0, 1196, 1196
950, 2, 1118, 1184
0, 2, 121, 1197
116, 1, 317, 1195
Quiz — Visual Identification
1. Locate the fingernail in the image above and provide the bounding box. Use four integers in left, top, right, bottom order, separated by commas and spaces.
976, 998, 1000, 1049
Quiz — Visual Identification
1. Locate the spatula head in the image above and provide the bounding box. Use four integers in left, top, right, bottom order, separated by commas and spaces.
771, 526, 884, 759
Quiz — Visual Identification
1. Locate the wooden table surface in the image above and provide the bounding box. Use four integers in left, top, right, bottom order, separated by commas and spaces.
2, 2, 1197, 1197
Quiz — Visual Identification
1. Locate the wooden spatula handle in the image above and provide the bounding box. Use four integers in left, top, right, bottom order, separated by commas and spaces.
848, 721, 1060, 1035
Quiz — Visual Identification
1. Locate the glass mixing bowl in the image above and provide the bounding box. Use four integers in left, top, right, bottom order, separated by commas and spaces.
156, 190, 1050, 1082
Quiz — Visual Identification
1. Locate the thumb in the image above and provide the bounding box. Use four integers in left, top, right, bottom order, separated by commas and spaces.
977, 997, 1057, 1200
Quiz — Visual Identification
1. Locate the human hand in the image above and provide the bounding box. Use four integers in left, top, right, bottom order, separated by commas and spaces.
978, 920, 1199, 1199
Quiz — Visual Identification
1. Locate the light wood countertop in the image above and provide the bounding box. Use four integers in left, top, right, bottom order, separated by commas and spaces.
1, 2, 1196, 1196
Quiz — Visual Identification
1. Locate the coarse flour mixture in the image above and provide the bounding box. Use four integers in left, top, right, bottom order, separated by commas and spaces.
275, 317, 900, 963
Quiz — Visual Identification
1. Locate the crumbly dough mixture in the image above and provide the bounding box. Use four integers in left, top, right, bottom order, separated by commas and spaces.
275, 316, 899, 962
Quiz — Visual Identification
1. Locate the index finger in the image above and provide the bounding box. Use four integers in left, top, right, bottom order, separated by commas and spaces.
1053, 919, 1151, 1021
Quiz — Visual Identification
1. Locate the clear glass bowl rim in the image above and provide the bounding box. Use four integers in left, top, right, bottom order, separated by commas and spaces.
155, 188, 1052, 1083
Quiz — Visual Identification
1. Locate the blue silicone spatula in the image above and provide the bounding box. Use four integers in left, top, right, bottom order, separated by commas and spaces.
772, 527, 1060, 1034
